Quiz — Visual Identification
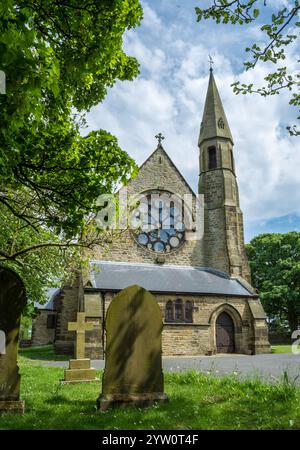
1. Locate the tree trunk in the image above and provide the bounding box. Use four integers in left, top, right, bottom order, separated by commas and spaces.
287, 314, 298, 334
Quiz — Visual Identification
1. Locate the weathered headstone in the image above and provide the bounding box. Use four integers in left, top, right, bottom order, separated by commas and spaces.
63, 312, 98, 383
0, 267, 27, 413
97, 284, 168, 410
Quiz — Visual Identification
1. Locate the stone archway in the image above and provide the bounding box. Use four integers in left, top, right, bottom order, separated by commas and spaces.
209, 304, 243, 354
216, 312, 235, 353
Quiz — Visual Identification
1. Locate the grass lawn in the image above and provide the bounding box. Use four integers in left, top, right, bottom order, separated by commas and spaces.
1, 359, 300, 430
271, 345, 292, 354
18, 345, 69, 362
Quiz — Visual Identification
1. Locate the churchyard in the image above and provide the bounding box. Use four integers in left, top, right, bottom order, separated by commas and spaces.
1, 359, 300, 430
1, 0, 300, 437
0, 266, 299, 430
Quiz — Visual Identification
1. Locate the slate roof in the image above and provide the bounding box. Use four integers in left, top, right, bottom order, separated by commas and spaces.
89, 261, 254, 297
34, 288, 60, 310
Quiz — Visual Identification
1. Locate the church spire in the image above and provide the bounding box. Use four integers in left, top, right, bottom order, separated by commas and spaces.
199, 70, 233, 146
198, 68, 251, 282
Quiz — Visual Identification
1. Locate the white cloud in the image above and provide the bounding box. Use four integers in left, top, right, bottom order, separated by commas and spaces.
85, 0, 300, 237
125, 33, 167, 78
141, 1, 162, 29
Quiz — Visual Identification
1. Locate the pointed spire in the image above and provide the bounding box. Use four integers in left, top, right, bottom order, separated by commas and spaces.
199, 70, 233, 146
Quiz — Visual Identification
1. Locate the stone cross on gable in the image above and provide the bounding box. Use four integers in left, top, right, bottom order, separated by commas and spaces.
155, 132, 165, 145
68, 312, 94, 360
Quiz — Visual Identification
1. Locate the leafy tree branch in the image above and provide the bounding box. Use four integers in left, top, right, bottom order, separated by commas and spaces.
246, 232, 300, 333
196, 1, 300, 135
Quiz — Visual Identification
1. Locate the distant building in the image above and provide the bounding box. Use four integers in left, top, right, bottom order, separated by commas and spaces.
31, 288, 60, 345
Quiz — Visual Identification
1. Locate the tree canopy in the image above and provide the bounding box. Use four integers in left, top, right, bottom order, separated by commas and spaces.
0, 1, 142, 298
196, 1, 300, 135
0, 201, 78, 313
0, 0, 142, 238
246, 232, 300, 333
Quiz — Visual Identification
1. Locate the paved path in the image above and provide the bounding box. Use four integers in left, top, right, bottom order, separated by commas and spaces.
35, 353, 300, 384
162, 353, 300, 383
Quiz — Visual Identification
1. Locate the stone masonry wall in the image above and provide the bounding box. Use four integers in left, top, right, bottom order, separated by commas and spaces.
157, 294, 253, 356
225, 206, 251, 282
199, 137, 251, 281
97, 291, 256, 358
54, 278, 79, 356
32, 311, 56, 345
55, 284, 269, 358
91, 146, 205, 267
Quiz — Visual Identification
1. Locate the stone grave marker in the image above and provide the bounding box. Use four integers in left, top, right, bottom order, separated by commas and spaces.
0, 267, 27, 413
63, 312, 98, 383
97, 284, 168, 410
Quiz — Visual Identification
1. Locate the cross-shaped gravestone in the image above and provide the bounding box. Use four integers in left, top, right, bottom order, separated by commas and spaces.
155, 132, 165, 145
63, 312, 97, 383
68, 312, 94, 360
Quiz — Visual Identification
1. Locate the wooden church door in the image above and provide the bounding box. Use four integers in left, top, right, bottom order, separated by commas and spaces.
216, 312, 235, 353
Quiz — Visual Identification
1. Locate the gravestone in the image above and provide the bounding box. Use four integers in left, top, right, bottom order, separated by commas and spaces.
63, 312, 98, 383
0, 267, 27, 413
97, 284, 168, 410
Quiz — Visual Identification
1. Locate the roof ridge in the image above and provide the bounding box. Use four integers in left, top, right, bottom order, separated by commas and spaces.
90, 260, 230, 279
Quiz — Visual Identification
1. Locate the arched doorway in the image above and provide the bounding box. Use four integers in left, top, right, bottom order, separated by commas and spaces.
216, 312, 235, 353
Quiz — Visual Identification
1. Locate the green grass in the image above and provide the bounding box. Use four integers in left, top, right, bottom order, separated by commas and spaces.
1, 361, 300, 430
271, 345, 293, 354
18, 345, 69, 362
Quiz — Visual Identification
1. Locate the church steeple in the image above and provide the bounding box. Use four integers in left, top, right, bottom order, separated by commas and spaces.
198, 69, 251, 283
199, 69, 233, 146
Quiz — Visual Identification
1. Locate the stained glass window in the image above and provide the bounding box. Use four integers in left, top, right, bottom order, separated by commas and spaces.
165, 301, 174, 322
135, 191, 185, 253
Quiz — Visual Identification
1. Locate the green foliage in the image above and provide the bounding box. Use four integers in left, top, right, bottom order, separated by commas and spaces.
246, 232, 300, 332
195, 1, 300, 135
20, 315, 32, 340
2, 364, 300, 429
0, 1, 142, 300
0, 1, 141, 237
0, 200, 81, 311
272, 345, 293, 354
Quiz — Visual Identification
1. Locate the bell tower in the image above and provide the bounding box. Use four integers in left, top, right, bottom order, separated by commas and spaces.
198, 68, 251, 282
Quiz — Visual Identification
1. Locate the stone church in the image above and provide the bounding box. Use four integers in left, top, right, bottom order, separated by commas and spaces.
32, 69, 270, 358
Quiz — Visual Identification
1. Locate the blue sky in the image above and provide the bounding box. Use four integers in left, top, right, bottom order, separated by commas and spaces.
86, 1, 300, 242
